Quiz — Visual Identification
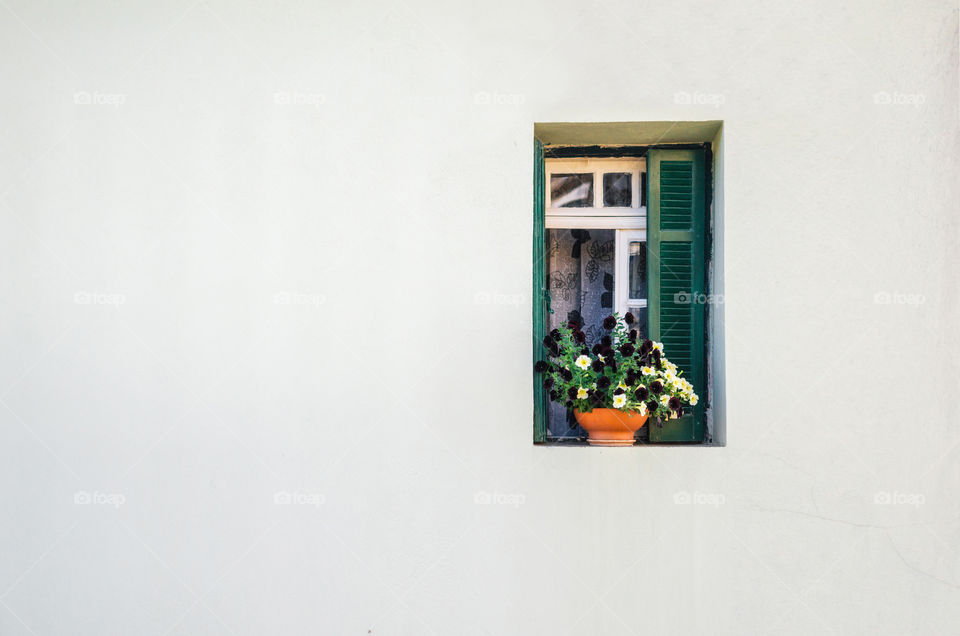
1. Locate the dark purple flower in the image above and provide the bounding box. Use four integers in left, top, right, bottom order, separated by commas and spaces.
573, 330, 586, 344
650, 380, 663, 395
591, 359, 605, 372
640, 339, 653, 353
624, 372, 637, 386
543, 377, 555, 389
580, 347, 590, 356
618, 343, 635, 357
601, 335, 612, 347
624, 311, 635, 325
646, 400, 659, 413
628, 329, 638, 342
549, 390, 559, 401
534, 360, 549, 373
613, 387, 625, 395
591, 343, 603, 355
542, 336, 553, 348
603, 315, 617, 330
634, 386, 649, 401
567, 386, 578, 400
550, 328, 562, 342
559, 368, 573, 381
668, 396, 681, 411
597, 376, 611, 389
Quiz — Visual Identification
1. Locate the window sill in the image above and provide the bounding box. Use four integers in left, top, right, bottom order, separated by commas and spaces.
536, 438, 717, 447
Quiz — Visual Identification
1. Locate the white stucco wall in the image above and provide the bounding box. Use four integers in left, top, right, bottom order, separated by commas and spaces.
1, 2, 958, 635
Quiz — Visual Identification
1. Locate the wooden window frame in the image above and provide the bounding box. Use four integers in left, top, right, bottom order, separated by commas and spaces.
546, 157, 648, 326
545, 158, 646, 229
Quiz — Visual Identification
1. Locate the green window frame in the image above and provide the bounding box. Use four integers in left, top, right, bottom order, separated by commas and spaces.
533, 142, 710, 444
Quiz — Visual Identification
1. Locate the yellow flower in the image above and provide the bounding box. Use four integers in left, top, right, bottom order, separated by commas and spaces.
577, 387, 589, 400
613, 394, 627, 408
574, 355, 591, 370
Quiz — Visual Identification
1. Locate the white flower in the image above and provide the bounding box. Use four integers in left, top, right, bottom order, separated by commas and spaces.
574, 355, 591, 370
617, 380, 628, 391
577, 387, 589, 400
652, 342, 664, 353
641, 366, 656, 376
689, 394, 699, 406
638, 401, 647, 415
660, 395, 671, 407
613, 394, 627, 409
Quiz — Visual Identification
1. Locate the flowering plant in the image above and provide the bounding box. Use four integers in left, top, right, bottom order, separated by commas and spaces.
534, 312, 699, 426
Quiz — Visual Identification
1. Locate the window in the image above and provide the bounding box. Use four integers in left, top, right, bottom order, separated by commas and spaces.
545, 159, 648, 342
533, 144, 710, 444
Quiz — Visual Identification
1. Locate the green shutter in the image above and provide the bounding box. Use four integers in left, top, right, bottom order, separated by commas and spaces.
532, 139, 548, 443
647, 149, 707, 443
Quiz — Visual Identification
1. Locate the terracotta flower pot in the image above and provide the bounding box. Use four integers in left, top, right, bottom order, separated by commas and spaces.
574, 408, 648, 446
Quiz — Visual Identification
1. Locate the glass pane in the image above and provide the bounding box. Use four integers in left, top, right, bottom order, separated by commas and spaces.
628, 241, 647, 299
627, 306, 648, 340
550, 173, 593, 208
545, 227, 616, 438
603, 172, 632, 207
